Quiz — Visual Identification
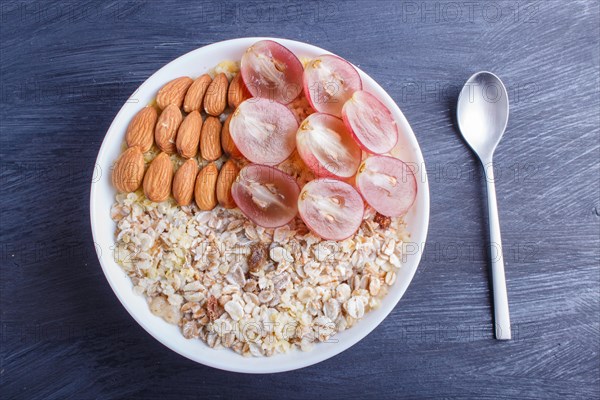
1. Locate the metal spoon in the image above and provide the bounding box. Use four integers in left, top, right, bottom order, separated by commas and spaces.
456, 71, 511, 340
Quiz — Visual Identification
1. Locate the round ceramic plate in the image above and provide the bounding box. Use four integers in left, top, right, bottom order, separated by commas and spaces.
90, 37, 430, 373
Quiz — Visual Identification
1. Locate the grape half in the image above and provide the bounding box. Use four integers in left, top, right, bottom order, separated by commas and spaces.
229, 98, 299, 165
342, 90, 398, 154
303, 54, 362, 117
241, 40, 304, 104
232, 164, 300, 228
296, 113, 362, 178
356, 155, 417, 217
298, 179, 364, 240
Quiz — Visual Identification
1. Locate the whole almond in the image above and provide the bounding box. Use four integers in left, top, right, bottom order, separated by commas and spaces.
195, 162, 218, 211
183, 74, 212, 113
154, 104, 182, 154
221, 113, 242, 158
200, 116, 222, 161
125, 106, 157, 152
156, 77, 193, 109
143, 152, 173, 202
172, 158, 198, 206
216, 159, 239, 209
204, 73, 228, 116
227, 73, 251, 108
112, 146, 145, 192
176, 111, 203, 158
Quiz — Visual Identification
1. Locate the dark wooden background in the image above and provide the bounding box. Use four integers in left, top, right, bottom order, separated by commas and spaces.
1, 1, 599, 398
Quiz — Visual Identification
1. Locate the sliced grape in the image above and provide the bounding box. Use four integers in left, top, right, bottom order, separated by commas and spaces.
303, 54, 362, 117
298, 179, 364, 240
229, 98, 299, 164
296, 113, 361, 178
241, 40, 304, 104
356, 155, 417, 217
232, 164, 300, 228
342, 90, 398, 154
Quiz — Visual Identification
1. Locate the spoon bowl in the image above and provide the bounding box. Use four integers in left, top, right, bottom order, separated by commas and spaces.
457, 72, 509, 162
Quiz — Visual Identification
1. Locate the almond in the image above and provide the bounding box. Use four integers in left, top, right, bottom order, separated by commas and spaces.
183, 74, 212, 113
143, 152, 173, 202
156, 77, 193, 109
176, 110, 203, 158
216, 159, 239, 209
172, 158, 198, 206
200, 116, 222, 161
125, 106, 157, 152
227, 73, 251, 108
195, 162, 218, 211
112, 146, 145, 192
204, 73, 228, 116
154, 104, 182, 154
221, 113, 242, 158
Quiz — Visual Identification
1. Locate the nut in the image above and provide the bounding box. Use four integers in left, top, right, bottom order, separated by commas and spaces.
154, 104, 182, 154
143, 152, 173, 202
221, 113, 242, 158
216, 159, 239, 209
156, 76, 193, 109
176, 110, 202, 158
374, 212, 391, 229
112, 146, 145, 192
172, 158, 198, 206
125, 106, 157, 152
227, 73, 251, 108
203, 73, 228, 116
200, 116, 222, 161
194, 162, 218, 210
206, 295, 220, 321
248, 243, 268, 273
183, 74, 212, 113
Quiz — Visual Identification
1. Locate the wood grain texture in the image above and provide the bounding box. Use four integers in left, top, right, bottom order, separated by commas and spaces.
1, 0, 599, 399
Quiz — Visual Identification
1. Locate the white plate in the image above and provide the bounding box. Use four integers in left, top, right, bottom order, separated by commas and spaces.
90, 37, 430, 373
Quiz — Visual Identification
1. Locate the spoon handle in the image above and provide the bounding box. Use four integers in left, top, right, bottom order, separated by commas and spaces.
484, 161, 511, 340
